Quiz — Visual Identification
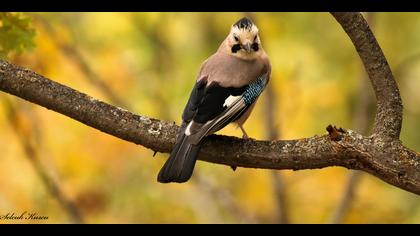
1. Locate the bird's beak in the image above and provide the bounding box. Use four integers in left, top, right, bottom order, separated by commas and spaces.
243, 43, 252, 53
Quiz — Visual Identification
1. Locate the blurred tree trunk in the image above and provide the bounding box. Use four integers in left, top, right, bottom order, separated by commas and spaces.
193, 175, 258, 223
265, 79, 289, 224
2, 97, 84, 223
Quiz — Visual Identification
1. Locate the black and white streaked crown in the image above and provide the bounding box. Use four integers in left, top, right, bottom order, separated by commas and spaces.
233, 17, 255, 31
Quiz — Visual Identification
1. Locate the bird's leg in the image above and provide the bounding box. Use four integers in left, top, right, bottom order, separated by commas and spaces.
230, 125, 252, 172
239, 124, 249, 139
230, 125, 248, 172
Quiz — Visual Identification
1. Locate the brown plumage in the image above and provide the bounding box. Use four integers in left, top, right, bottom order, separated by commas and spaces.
157, 17, 271, 183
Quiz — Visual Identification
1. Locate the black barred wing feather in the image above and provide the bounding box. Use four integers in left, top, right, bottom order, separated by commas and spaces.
182, 78, 208, 123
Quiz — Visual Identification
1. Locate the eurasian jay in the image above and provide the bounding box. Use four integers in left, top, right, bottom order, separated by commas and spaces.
158, 17, 271, 183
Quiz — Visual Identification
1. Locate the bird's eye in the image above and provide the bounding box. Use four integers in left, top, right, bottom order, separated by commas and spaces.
234, 36, 239, 41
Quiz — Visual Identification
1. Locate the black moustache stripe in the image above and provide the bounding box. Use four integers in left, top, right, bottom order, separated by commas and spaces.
231, 44, 241, 53
252, 43, 259, 52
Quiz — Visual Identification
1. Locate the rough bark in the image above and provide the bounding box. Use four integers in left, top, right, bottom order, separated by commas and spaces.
331, 12, 403, 141
0, 12, 419, 195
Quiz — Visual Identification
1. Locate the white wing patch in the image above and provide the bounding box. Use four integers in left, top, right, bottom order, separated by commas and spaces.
223, 95, 241, 107
185, 121, 193, 136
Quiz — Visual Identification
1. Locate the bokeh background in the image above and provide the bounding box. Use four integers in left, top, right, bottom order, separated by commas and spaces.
0, 12, 419, 223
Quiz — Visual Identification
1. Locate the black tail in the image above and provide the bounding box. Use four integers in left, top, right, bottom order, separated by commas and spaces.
157, 133, 201, 183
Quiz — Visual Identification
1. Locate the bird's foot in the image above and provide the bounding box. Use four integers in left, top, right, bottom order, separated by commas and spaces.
241, 131, 256, 140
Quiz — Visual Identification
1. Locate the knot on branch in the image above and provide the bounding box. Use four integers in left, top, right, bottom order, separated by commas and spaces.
326, 125, 346, 141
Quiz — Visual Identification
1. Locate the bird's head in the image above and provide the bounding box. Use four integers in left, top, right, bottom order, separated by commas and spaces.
226, 17, 262, 59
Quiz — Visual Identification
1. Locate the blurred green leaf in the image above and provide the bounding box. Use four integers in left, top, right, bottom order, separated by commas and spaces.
0, 12, 35, 58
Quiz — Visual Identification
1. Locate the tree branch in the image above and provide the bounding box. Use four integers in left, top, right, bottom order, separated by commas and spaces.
331, 12, 403, 140
0, 12, 419, 195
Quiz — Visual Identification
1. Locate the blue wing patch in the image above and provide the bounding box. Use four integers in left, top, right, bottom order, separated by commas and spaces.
242, 74, 268, 105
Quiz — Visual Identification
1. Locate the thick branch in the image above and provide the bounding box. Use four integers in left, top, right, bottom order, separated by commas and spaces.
0, 60, 340, 167
331, 12, 403, 140
1, 59, 419, 194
